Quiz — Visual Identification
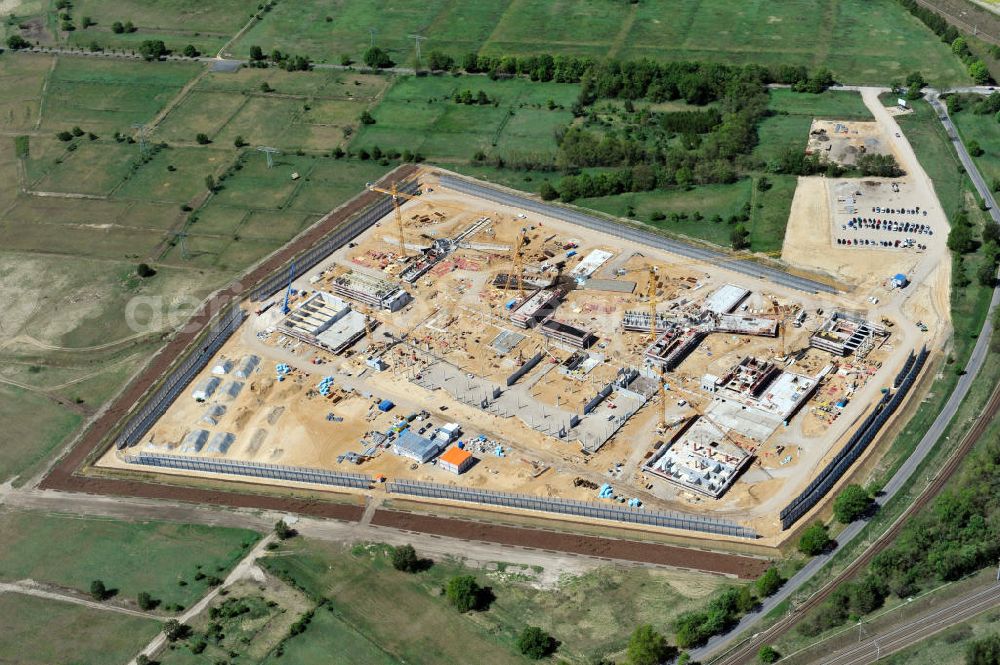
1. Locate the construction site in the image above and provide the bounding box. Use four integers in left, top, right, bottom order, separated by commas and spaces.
97, 149, 947, 539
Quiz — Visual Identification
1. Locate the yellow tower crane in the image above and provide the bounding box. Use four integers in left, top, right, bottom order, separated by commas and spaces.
646, 265, 659, 342
510, 227, 528, 299
366, 181, 421, 260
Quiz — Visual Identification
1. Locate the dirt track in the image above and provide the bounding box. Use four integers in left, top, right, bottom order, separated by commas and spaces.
34, 162, 770, 579
371, 510, 769, 579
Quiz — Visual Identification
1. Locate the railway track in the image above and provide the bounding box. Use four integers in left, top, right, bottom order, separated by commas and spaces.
710, 379, 1000, 664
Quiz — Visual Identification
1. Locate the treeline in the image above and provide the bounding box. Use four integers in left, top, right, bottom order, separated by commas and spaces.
895, 0, 992, 83
799, 427, 1000, 637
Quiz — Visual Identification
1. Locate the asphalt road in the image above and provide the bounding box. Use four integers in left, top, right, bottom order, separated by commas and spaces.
819, 581, 1000, 664
435, 175, 839, 294
692, 88, 1000, 664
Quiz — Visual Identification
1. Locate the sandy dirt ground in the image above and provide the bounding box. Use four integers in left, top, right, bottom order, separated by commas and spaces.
93, 87, 953, 543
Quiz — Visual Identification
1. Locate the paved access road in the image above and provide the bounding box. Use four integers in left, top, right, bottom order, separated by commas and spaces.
819, 582, 1000, 664
436, 175, 839, 294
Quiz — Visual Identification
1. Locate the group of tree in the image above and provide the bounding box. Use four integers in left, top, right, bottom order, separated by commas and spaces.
856, 153, 903, 178
138, 39, 167, 61
801, 430, 1000, 638
453, 89, 493, 105
6, 34, 30, 50
110, 20, 136, 34
950, 36, 993, 85
674, 585, 755, 648
55, 125, 94, 142
363, 45, 393, 69
246, 45, 310, 71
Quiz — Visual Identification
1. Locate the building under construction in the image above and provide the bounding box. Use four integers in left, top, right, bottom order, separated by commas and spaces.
810, 311, 887, 356
643, 417, 752, 498
509, 288, 564, 328
278, 292, 369, 355
538, 317, 595, 349
329, 270, 411, 312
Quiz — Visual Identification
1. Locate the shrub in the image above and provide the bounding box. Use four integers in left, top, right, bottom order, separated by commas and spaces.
626, 624, 674, 665
758, 645, 780, 664
798, 522, 832, 556
111, 20, 124, 33
755, 567, 784, 597
363, 46, 392, 69
7, 35, 30, 49
517, 626, 557, 659
137, 591, 157, 610
195, 133, 211, 145
136, 263, 156, 278
360, 110, 376, 125
833, 484, 873, 523
90, 579, 108, 601
445, 575, 482, 612
391, 544, 419, 572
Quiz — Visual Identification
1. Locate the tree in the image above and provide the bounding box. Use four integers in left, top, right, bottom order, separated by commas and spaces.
391, 544, 420, 572
968, 140, 985, 157
755, 567, 784, 597
274, 519, 294, 539
730, 224, 750, 250
137, 591, 156, 610
798, 522, 832, 556
204, 175, 215, 192
758, 645, 780, 664
968, 60, 991, 85
359, 110, 376, 125
977, 261, 997, 287
111, 20, 124, 33
363, 46, 392, 69
7, 35, 30, 49
445, 575, 482, 612
163, 619, 191, 642
539, 181, 558, 201
234, 135, 247, 148
90, 579, 108, 601
56, 130, 74, 142
249, 44, 264, 61
124, 20, 136, 33
965, 633, 1000, 665
833, 484, 873, 523
71, 126, 84, 137
138, 39, 166, 61
426, 50, 453, 71
948, 223, 975, 254
136, 656, 151, 665
195, 133, 210, 145
625, 624, 673, 665
260, 81, 273, 93
517, 626, 557, 659
182, 44, 199, 58
136, 263, 156, 278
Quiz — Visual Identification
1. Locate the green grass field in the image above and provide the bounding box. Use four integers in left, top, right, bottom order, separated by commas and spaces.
352, 75, 577, 164
0, 385, 80, 483
55, 0, 255, 57
221, 0, 968, 86
0, 510, 259, 609
577, 180, 753, 248
260, 540, 728, 664
0, 594, 161, 665
950, 107, 1000, 190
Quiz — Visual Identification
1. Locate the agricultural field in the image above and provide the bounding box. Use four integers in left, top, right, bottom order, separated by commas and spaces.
351, 74, 578, 164
197, 0, 974, 86
0, 594, 161, 665
257, 540, 731, 664
0, 384, 80, 483
0, 510, 260, 609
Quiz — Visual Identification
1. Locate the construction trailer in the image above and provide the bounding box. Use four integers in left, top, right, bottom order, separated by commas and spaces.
393, 430, 443, 463
438, 446, 475, 474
